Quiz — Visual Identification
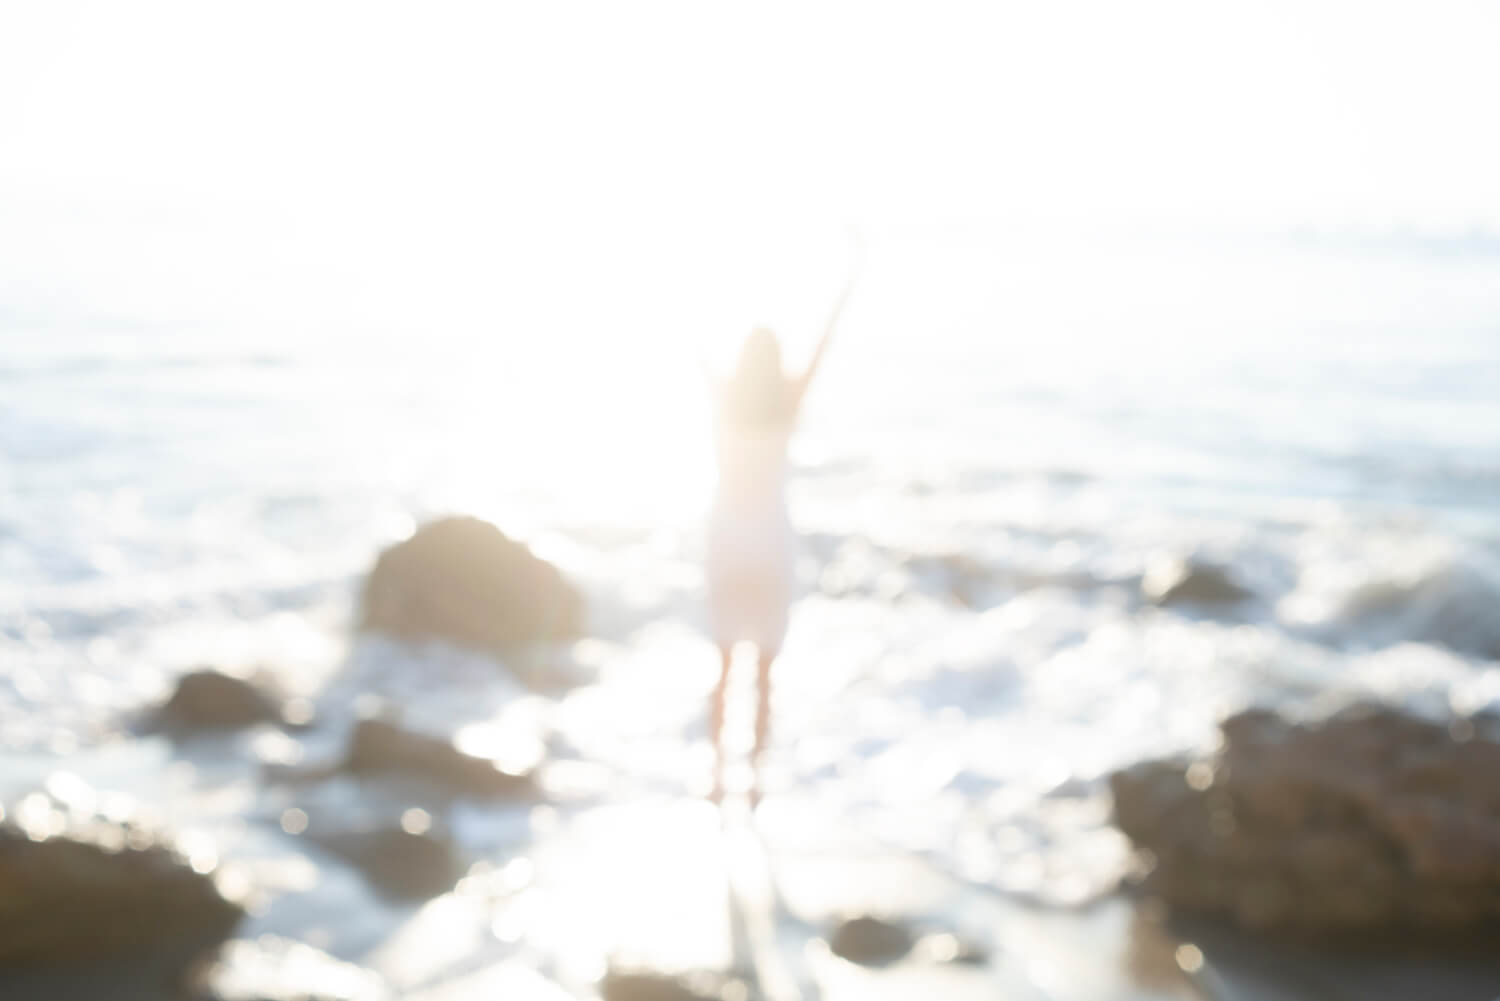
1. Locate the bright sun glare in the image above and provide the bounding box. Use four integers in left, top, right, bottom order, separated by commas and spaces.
3, 1, 1499, 520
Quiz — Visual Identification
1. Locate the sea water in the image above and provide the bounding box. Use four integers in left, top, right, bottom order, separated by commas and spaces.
2, 226, 1498, 942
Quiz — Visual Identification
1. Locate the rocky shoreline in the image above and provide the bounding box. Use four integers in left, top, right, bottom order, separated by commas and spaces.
1113, 700, 1500, 941
6, 516, 1500, 1000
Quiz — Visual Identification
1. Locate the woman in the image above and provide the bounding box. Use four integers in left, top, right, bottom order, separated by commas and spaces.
705, 277, 855, 803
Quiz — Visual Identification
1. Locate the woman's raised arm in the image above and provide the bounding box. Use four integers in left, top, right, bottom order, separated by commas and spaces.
791, 234, 864, 413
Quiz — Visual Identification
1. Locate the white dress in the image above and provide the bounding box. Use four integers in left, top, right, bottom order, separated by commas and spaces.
706, 420, 797, 654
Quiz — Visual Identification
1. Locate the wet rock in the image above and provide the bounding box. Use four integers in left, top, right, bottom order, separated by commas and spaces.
151, 669, 306, 733
343, 718, 538, 799
828, 915, 915, 965
312, 826, 461, 901
0, 795, 243, 973
1143, 558, 1252, 607
1111, 701, 1500, 937
361, 516, 582, 655
189, 936, 390, 1001
915, 931, 990, 965
950, 940, 990, 965
599, 970, 730, 1001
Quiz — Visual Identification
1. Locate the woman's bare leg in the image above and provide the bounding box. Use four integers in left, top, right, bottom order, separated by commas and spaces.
710, 646, 732, 801
750, 649, 775, 805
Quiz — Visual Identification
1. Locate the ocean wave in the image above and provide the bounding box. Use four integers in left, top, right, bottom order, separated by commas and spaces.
806, 532, 1127, 612
1280, 545, 1500, 662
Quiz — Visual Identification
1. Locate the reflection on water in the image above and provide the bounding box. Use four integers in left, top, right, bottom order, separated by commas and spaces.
2, 229, 1499, 998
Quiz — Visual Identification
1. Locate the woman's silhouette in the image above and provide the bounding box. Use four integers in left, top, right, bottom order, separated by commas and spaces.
705, 273, 856, 803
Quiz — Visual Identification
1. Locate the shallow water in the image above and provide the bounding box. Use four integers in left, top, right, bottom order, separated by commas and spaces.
2, 228, 1499, 990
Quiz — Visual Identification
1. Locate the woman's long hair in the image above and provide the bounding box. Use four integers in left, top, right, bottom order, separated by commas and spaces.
723, 327, 794, 428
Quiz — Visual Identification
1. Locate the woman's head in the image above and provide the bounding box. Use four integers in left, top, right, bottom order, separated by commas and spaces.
724, 327, 792, 427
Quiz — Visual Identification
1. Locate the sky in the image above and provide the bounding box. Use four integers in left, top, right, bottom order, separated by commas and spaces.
2, 1, 1499, 343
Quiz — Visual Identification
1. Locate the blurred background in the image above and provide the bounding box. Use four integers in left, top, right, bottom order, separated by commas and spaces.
2, 3, 1499, 1000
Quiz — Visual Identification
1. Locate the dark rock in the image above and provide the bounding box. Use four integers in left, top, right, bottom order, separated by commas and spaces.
1111, 702, 1500, 938
312, 826, 460, 901
361, 516, 582, 655
343, 718, 538, 799
152, 669, 304, 733
599, 970, 728, 1001
949, 940, 989, 965
828, 915, 915, 965
0, 795, 243, 974
187, 936, 389, 1001
1143, 558, 1252, 607
925, 932, 990, 965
